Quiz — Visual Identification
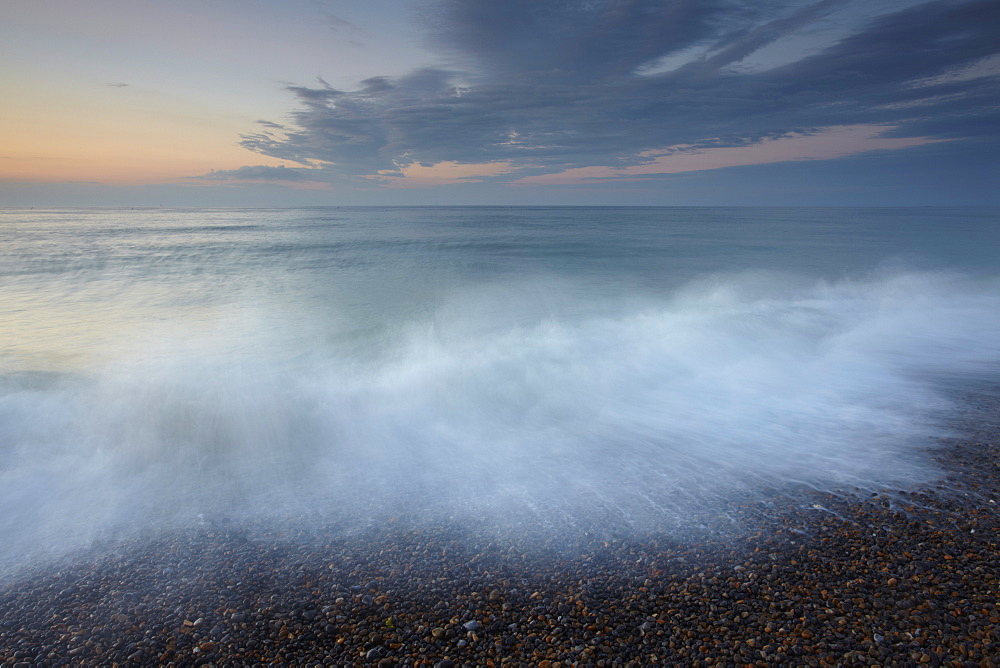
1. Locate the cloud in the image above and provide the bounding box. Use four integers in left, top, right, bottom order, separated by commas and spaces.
365, 160, 516, 187
419, 0, 737, 81
640, 0, 848, 80
326, 14, 357, 32
236, 0, 1000, 188
514, 125, 947, 185
198, 165, 321, 182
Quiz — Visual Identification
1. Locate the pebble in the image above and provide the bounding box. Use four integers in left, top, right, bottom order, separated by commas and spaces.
0, 397, 998, 665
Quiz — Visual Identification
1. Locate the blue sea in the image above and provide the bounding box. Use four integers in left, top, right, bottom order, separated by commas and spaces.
1, 206, 999, 567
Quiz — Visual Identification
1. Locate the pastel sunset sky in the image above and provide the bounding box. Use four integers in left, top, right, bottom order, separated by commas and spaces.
2, 0, 998, 205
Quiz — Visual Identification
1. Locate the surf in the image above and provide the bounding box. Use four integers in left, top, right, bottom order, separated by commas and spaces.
1, 268, 998, 570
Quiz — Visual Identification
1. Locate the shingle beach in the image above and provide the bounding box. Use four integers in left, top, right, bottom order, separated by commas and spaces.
2, 398, 998, 667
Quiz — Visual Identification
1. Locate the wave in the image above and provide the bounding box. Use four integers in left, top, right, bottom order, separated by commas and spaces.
1, 269, 998, 567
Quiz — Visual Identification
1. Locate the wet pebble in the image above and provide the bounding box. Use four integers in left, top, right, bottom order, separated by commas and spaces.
1, 402, 999, 665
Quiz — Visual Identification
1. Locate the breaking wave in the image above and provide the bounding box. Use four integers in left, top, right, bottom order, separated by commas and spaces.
1, 269, 999, 567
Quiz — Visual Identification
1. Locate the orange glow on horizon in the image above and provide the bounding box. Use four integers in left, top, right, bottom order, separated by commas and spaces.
365, 160, 516, 187
0, 152, 295, 185
0, 75, 292, 185
513, 125, 947, 186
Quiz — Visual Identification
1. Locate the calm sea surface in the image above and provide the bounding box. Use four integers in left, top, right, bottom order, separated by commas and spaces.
1, 206, 999, 567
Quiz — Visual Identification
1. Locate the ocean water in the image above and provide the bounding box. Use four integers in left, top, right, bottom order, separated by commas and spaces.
1, 206, 999, 567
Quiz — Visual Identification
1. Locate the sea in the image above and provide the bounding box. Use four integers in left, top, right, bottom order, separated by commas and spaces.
1, 206, 999, 569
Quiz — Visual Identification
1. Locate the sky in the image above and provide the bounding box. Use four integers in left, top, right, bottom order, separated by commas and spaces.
2, 0, 998, 206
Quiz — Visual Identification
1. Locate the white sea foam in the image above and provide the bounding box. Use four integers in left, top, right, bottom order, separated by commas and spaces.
1, 269, 999, 568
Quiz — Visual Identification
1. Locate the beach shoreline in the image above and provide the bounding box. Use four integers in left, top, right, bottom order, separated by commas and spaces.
1, 397, 998, 666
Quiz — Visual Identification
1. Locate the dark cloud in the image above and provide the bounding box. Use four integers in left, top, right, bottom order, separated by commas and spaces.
421, 0, 741, 82
239, 0, 1000, 182
672, 0, 846, 80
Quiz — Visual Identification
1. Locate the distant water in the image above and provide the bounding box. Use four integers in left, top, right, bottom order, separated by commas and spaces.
1, 207, 999, 567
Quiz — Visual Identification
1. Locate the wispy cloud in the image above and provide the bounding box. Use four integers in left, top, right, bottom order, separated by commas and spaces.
514, 125, 947, 185
198, 165, 321, 182
365, 160, 516, 187
230, 0, 1000, 188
